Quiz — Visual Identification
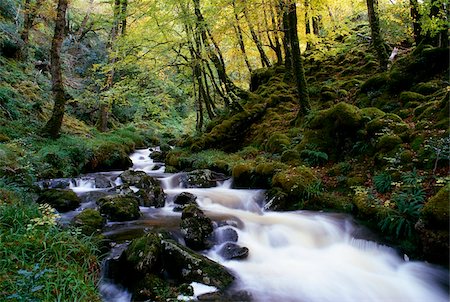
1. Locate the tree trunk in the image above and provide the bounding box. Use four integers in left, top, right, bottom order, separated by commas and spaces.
243, 0, 272, 67
269, 0, 283, 64
366, 0, 388, 70
280, 0, 291, 72
409, 0, 422, 45
43, 0, 68, 138
286, 0, 310, 118
17, 0, 43, 60
232, 0, 253, 73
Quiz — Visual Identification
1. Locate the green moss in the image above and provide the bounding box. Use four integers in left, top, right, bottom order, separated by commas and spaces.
98, 195, 141, 222
399, 91, 426, 104
36, 189, 81, 213
411, 81, 441, 95
73, 209, 106, 235
317, 192, 353, 212
299, 102, 363, 160
360, 73, 389, 93
376, 134, 402, 151
232, 162, 255, 188
280, 149, 300, 164
264, 133, 290, 154
272, 166, 317, 198
421, 185, 449, 229
366, 113, 408, 135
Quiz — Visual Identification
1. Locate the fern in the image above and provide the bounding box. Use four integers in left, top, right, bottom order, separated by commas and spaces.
300, 149, 328, 166
373, 173, 392, 193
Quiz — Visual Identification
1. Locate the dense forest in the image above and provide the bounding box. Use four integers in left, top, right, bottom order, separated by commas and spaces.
0, 0, 448, 301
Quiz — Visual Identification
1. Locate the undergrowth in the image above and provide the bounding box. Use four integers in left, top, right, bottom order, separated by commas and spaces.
0, 200, 102, 301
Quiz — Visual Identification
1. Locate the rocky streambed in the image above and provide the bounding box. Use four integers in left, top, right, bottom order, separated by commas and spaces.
36, 148, 449, 302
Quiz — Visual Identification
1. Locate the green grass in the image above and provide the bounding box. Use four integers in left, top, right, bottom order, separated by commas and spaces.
0, 200, 102, 302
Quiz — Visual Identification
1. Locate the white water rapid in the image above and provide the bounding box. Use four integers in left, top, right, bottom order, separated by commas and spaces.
67, 148, 449, 302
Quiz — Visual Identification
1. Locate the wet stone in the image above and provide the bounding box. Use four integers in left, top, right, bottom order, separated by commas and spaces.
217, 243, 249, 260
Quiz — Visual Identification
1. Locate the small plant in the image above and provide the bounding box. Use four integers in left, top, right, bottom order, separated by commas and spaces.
373, 172, 392, 193
7, 264, 52, 302
424, 136, 450, 174
300, 149, 329, 166
304, 180, 324, 199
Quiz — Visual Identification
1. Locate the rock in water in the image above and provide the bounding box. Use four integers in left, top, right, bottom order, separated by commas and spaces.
180, 204, 213, 250
161, 238, 234, 290
173, 192, 198, 211
181, 169, 228, 188
73, 209, 106, 235
37, 189, 80, 212
98, 195, 141, 222
119, 170, 166, 207
217, 242, 249, 260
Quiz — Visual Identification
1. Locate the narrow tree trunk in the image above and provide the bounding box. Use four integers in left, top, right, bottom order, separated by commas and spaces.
366, 0, 388, 70
232, 0, 252, 73
269, 0, 283, 64
243, 0, 271, 67
280, 1, 291, 72
120, 0, 127, 35
43, 0, 68, 138
17, 0, 43, 60
285, 0, 310, 118
409, 0, 422, 45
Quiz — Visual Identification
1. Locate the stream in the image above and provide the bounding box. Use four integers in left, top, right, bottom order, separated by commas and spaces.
62, 148, 449, 302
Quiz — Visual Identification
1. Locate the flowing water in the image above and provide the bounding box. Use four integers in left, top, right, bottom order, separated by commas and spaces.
65, 148, 449, 302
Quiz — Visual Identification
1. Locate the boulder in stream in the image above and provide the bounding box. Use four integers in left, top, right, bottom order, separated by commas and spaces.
161, 238, 235, 290
110, 232, 235, 300
119, 170, 166, 207
173, 192, 198, 211
37, 189, 81, 212
181, 169, 228, 188
73, 208, 106, 235
180, 204, 214, 250
98, 195, 141, 222
217, 242, 249, 260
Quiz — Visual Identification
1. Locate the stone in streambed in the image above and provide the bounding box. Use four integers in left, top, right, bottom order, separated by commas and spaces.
119, 170, 166, 207
73, 209, 106, 235
37, 189, 81, 212
217, 242, 249, 260
180, 169, 228, 188
173, 192, 198, 211
180, 204, 214, 250
98, 195, 141, 222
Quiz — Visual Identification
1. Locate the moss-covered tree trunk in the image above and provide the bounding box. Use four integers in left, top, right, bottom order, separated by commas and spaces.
366, 0, 388, 70
284, 0, 310, 118
43, 0, 68, 138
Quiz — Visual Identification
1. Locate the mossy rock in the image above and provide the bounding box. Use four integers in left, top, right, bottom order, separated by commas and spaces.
360, 107, 386, 122
365, 113, 408, 136
98, 195, 141, 222
180, 204, 214, 250
360, 73, 389, 93
272, 166, 317, 199
411, 81, 441, 95
85, 143, 133, 172
399, 91, 426, 104
181, 169, 228, 188
37, 189, 81, 213
320, 91, 338, 101
300, 102, 363, 160
161, 238, 235, 290
119, 170, 166, 207
388, 46, 449, 93
421, 185, 449, 229
280, 149, 301, 164
264, 133, 290, 154
316, 192, 353, 212
232, 162, 255, 188
123, 233, 163, 275
0, 133, 10, 142
73, 209, 106, 235
376, 134, 402, 151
